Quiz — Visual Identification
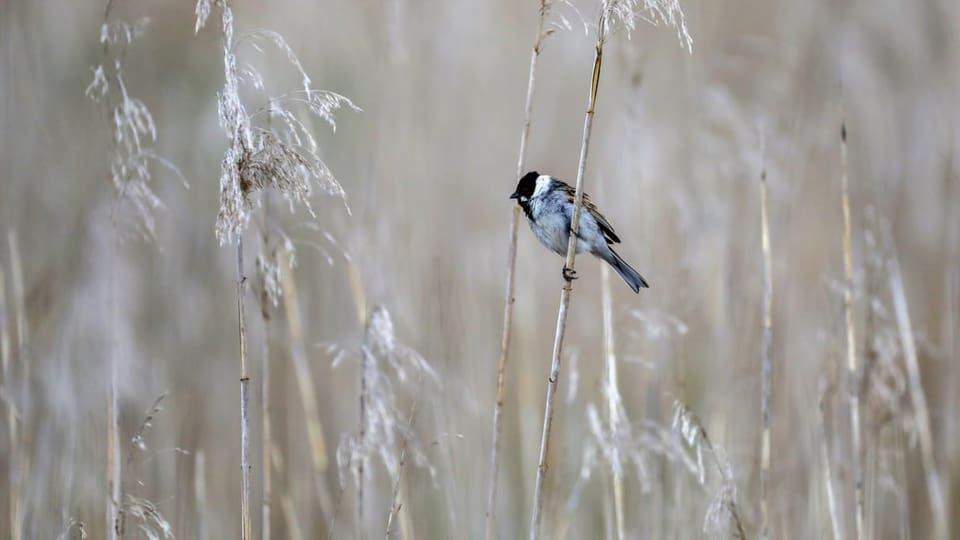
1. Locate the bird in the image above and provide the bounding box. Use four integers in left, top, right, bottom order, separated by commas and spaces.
510, 170, 649, 292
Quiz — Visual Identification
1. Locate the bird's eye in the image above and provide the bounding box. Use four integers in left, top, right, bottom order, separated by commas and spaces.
520, 196, 528, 202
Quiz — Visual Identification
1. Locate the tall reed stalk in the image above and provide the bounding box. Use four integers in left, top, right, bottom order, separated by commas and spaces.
236, 241, 252, 540
486, 2, 549, 538
838, 120, 864, 540
758, 157, 773, 539
818, 385, 842, 540
4, 233, 25, 539
528, 9, 608, 539
88, 1, 183, 533
0, 266, 9, 536
600, 264, 624, 540
259, 199, 273, 540
887, 247, 947, 538
194, 0, 352, 532
277, 248, 334, 530
527, 2, 689, 535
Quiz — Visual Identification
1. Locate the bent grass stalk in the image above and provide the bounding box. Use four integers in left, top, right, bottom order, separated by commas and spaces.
486, 2, 548, 538
528, 9, 607, 539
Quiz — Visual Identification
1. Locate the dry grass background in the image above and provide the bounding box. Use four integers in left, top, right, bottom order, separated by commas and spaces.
1, 0, 959, 538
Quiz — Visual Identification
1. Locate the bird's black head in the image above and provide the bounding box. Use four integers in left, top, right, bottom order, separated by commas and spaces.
510, 171, 540, 202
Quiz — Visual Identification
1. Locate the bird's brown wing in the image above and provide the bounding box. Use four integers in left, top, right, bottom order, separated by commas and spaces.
556, 179, 621, 245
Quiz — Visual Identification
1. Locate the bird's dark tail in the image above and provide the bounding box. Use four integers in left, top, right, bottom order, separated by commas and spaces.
603, 248, 649, 293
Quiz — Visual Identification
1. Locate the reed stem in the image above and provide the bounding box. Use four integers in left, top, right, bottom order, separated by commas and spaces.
529, 10, 607, 538
486, 3, 548, 538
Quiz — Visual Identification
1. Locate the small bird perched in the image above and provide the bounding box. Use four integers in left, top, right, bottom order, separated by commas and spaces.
510, 171, 649, 292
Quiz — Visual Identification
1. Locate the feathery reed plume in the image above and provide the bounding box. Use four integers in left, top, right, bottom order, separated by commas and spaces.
486, 2, 565, 537
121, 394, 173, 539
886, 241, 947, 538
528, 2, 689, 537
600, 264, 625, 540
57, 519, 87, 540
194, 1, 355, 534
329, 303, 437, 537
87, 3, 184, 535
672, 401, 745, 539
122, 496, 173, 540
838, 118, 864, 540
758, 141, 773, 539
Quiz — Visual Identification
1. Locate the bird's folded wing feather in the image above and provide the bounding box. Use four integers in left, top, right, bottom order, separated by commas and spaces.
557, 180, 621, 244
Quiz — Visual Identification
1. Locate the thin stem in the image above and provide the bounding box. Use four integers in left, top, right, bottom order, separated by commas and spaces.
888, 246, 948, 539
601, 265, 624, 540
839, 119, 864, 540
359, 349, 369, 532
485, 2, 547, 538
107, 228, 122, 540
195, 450, 208, 540
529, 12, 606, 539
5, 233, 25, 540
818, 388, 842, 540
277, 248, 334, 531
260, 197, 273, 540
0, 265, 12, 539
759, 162, 773, 539
237, 240, 252, 540
386, 388, 422, 538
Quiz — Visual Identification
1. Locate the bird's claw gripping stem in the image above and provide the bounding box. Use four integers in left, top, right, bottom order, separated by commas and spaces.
562, 265, 578, 282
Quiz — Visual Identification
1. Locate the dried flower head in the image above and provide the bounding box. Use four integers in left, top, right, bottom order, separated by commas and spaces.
332, 304, 437, 501
130, 394, 166, 452
196, 1, 358, 245
123, 495, 173, 540
600, 0, 692, 50
87, 15, 185, 243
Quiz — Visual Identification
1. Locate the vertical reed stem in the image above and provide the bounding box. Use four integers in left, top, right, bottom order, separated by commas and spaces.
486, 3, 547, 538
107, 229, 122, 540
0, 266, 11, 538
237, 241, 252, 540
888, 248, 947, 539
759, 160, 773, 539
838, 120, 864, 540
601, 265, 624, 540
5, 233, 25, 540
818, 388, 842, 540
260, 200, 273, 540
529, 12, 607, 539
277, 249, 334, 531
195, 450, 208, 540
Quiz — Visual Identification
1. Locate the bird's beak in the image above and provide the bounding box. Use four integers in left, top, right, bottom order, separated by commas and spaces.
509, 192, 520, 200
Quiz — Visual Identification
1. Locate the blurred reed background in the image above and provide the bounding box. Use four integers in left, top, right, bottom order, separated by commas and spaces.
1, 0, 958, 538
